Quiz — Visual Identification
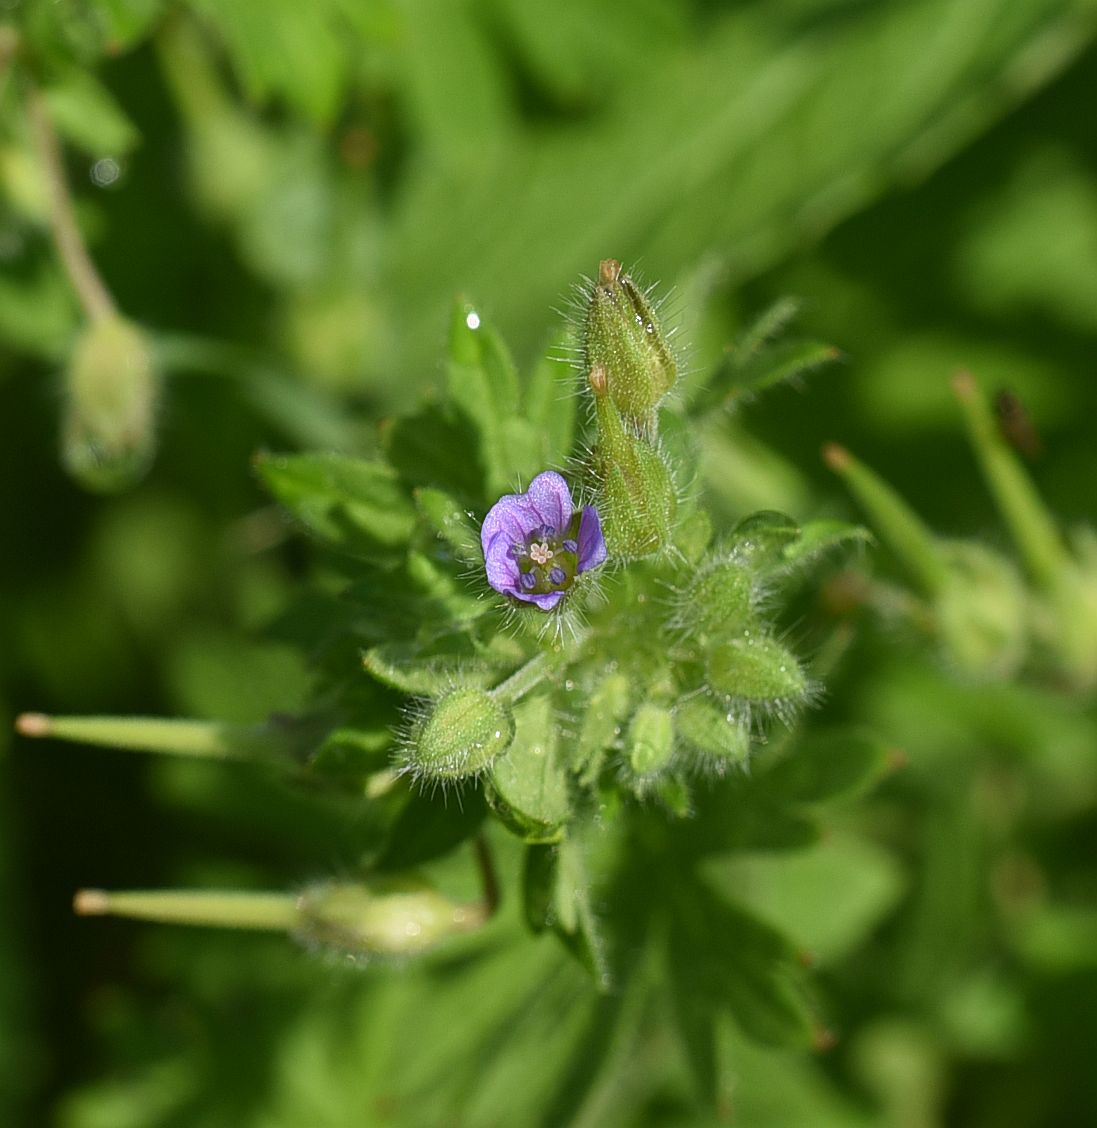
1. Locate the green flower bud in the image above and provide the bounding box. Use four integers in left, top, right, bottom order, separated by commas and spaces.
590, 365, 677, 559
678, 558, 756, 638
627, 702, 675, 778
583, 259, 676, 432
62, 316, 158, 493
298, 877, 484, 957
674, 696, 750, 765
403, 688, 514, 782
705, 634, 807, 705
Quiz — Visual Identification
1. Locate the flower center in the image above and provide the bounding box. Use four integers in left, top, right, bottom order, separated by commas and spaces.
510, 513, 586, 597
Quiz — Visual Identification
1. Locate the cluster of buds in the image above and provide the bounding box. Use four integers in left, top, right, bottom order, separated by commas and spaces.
404, 260, 828, 814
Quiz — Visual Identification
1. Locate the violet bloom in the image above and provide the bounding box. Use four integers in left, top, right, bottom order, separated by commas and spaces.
481, 471, 607, 610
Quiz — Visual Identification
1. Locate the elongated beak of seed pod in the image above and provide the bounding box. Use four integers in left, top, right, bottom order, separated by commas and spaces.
583, 259, 676, 433
74, 877, 490, 958
62, 315, 159, 492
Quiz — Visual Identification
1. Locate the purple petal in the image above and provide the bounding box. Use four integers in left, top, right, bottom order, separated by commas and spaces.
525, 472, 573, 535
483, 529, 520, 594
516, 589, 566, 611
577, 507, 608, 573
481, 492, 535, 557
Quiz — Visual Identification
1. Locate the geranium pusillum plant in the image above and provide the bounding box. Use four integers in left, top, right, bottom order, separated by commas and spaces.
18, 261, 875, 1024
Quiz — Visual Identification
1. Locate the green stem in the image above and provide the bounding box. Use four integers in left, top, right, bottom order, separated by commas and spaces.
952, 371, 1066, 589
490, 652, 552, 703
25, 82, 116, 322
823, 443, 950, 597
74, 888, 299, 931
490, 631, 588, 705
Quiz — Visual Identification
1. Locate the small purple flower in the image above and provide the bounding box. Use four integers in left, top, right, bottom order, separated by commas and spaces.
481, 471, 608, 610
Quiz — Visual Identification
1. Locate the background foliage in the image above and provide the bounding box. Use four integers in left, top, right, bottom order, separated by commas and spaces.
2, 0, 1097, 1124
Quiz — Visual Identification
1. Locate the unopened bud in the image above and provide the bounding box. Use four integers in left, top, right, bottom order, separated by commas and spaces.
583, 259, 676, 431
62, 315, 158, 492
705, 634, 807, 704
679, 558, 755, 637
627, 702, 675, 777
674, 696, 750, 764
403, 689, 514, 782
590, 367, 677, 558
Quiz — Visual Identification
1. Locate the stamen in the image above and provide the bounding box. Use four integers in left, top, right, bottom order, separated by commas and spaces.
562, 539, 578, 553
520, 572, 537, 590
529, 541, 554, 565
549, 567, 566, 586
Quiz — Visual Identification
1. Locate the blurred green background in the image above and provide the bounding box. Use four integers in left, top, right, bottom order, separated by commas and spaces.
3, 0, 1097, 1124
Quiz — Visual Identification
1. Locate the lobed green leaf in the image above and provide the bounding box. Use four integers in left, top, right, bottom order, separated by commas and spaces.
487, 696, 571, 843
256, 452, 416, 557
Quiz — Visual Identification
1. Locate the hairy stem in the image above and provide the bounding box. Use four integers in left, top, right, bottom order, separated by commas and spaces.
490, 651, 554, 703
25, 82, 116, 322
490, 627, 589, 704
